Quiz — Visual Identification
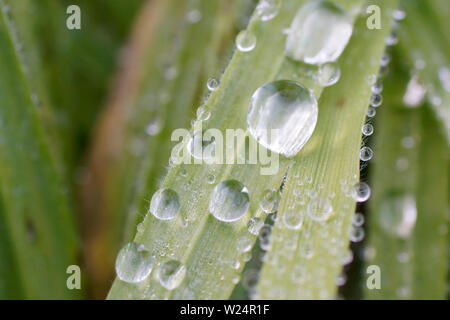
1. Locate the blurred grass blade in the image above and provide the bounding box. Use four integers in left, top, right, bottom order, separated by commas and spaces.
84, 0, 245, 298
364, 58, 448, 299
0, 2, 81, 298
256, 0, 398, 299
397, 0, 450, 143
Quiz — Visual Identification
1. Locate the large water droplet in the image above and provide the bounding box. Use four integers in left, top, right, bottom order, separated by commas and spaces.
115, 242, 153, 283
286, 1, 353, 65
149, 188, 181, 220
378, 193, 417, 238
247, 80, 318, 158
306, 197, 333, 221
157, 260, 186, 290
209, 180, 250, 222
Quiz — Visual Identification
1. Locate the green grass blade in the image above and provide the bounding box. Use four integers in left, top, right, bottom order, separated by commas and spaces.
257, 0, 398, 299
0, 2, 81, 299
364, 59, 448, 299
84, 0, 244, 298
397, 0, 450, 143
107, 0, 370, 300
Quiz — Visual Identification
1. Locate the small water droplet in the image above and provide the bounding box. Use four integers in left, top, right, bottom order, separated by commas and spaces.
207, 78, 219, 91
378, 193, 417, 238
362, 124, 374, 136
259, 189, 280, 213
306, 197, 333, 221
196, 107, 210, 121
186, 9, 202, 23
146, 118, 163, 136
236, 30, 256, 52
366, 107, 376, 118
248, 217, 264, 235
255, 0, 281, 21
209, 180, 250, 222
237, 236, 252, 253
286, 1, 353, 65
187, 130, 216, 160
349, 226, 365, 242
149, 188, 181, 220
370, 93, 383, 107
392, 9, 406, 21
157, 260, 186, 290
283, 210, 304, 230
115, 242, 153, 283
352, 182, 371, 202
352, 212, 365, 227
247, 80, 318, 158
317, 62, 340, 87
359, 146, 374, 161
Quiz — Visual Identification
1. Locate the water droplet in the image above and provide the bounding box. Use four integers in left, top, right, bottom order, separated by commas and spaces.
317, 62, 340, 87
362, 124, 374, 136
367, 74, 377, 86
371, 82, 383, 94
247, 80, 318, 158
352, 182, 371, 202
255, 0, 281, 21
370, 93, 383, 107
186, 10, 202, 23
385, 32, 398, 46
259, 189, 280, 213
196, 107, 210, 121
157, 260, 186, 290
306, 197, 333, 221
146, 118, 163, 136
286, 1, 353, 65
259, 225, 273, 251
359, 146, 374, 161
207, 78, 219, 91
149, 188, 181, 220
187, 130, 216, 160
352, 212, 365, 227
392, 9, 406, 21
236, 31, 256, 52
366, 107, 376, 118
283, 210, 304, 230
403, 75, 426, 107
248, 217, 264, 235
209, 180, 250, 222
349, 226, 365, 242
115, 242, 153, 283
378, 193, 417, 238
237, 236, 252, 253
206, 174, 216, 184
401, 136, 415, 149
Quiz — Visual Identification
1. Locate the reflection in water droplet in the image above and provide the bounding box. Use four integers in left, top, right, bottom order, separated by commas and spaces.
209, 180, 250, 222
158, 260, 186, 290
149, 188, 181, 220
247, 80, 318, 158
115, 242, 153, 283
286, 1, 353, 65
